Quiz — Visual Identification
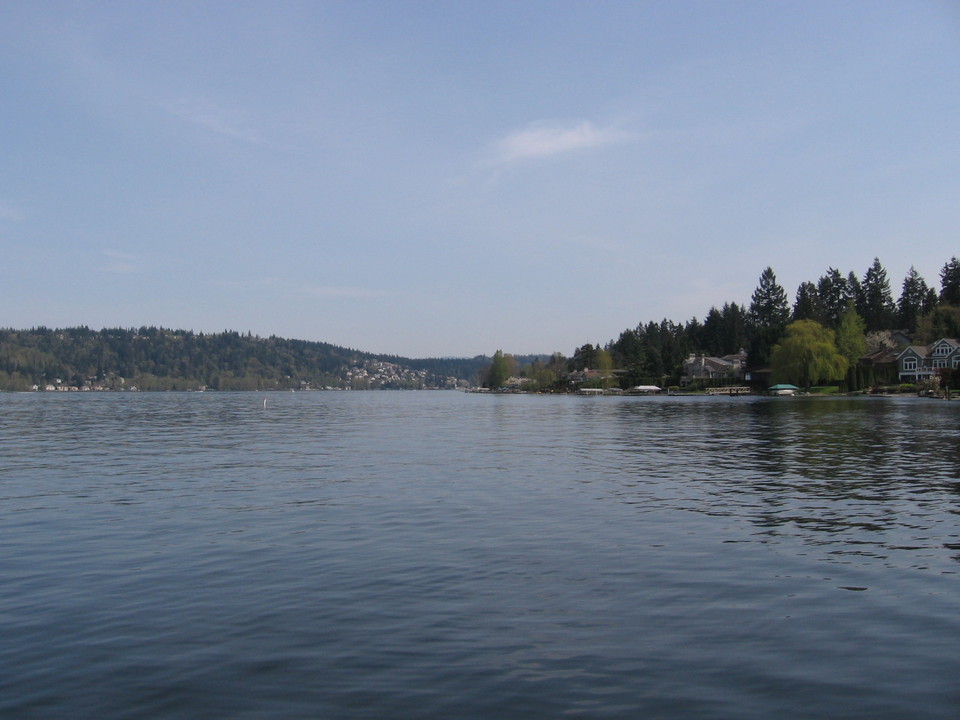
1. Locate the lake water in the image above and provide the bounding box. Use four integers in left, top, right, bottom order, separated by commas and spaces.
1, 391, 958, 719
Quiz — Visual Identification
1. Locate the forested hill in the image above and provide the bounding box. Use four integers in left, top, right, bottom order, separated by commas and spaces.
0, 326, 491, 391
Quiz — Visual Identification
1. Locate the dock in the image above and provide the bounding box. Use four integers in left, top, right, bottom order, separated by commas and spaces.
705, 386, 752, 396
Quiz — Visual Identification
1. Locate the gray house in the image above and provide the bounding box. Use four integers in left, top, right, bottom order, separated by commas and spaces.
896, 338, 960, 382
681, 351, 747, 385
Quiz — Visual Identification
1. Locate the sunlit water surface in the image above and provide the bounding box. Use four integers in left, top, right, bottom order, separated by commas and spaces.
1, 392, 958, 718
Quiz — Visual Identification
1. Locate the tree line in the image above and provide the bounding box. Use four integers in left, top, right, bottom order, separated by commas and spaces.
5, 256, 959, 393
486, 257, 960, 391
0, 326, 491, 391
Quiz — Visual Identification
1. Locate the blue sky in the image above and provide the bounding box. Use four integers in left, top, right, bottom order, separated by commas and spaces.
2, 1, 958, 358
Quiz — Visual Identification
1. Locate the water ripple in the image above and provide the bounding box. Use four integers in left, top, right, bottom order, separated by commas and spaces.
2, 392, 959, 718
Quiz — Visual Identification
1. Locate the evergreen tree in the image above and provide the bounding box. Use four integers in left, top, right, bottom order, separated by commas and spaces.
860, 258, 895, 332
568, 344, 599, 372
700, 307, 725, 356
816, 268, 849, 328
793, 282, 821, 322
747, 267, 790, 367
611, 329, 646, 387
916, 305, 960, 343
847, 271, 864, 318
684, 317, 703, 351
898, 266, 933, 331
940, 257, 960, 305
720, 302, 748, 355
701, 304, 746, 356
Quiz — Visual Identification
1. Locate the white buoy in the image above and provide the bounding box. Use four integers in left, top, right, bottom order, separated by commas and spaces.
262, 397, 267, 409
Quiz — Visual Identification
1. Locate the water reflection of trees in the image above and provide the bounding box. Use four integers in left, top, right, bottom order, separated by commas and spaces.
611, 396, 960, 565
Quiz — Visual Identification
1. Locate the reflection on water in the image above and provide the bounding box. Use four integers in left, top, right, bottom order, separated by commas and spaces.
1, 392, 959, 719
605, 396, 960, 568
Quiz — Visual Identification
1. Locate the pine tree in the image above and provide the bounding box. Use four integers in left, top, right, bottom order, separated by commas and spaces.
815, 268, 849, 328
847, 271, 864, 318
701, 307, 725, 356
747, 267, 790, 366
793, 281, 821, 322
749, 267, 790, 327
860, 258, 895, 332
897, 266, 933, 331
720, 302, 748, 355
940, 257, 960, 306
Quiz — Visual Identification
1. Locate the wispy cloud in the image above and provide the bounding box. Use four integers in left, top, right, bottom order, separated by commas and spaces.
297, 284, 388, 299
210, 277, 385, 299
491, 120, 632, 163
101, 249, 140, 274
565, 234, 625, 253
164, 97, 283, 149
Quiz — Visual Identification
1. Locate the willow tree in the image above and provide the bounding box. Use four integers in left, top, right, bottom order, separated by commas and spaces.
770, 320, 847, 390
595, 347, 615, 388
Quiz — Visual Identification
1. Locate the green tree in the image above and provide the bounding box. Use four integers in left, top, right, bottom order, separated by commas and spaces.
860, 258, 895, 331
940, 257, 960, 306
596, 347, 615, 388
567, 344, 596, 373
916, 305, 960, 342
485, 349, 513, 389
747, 267, 790, 367
546, 352, 568, 391
815, 267, 849, 327
793, 281, 821, 322
611, 328, 646, 386
700, 307, 725, 355
847, 271, 864, 318
897, 266, 934, 331
770, 320, 848, 390
835, 304, 867, 365
719, 302, 748, 355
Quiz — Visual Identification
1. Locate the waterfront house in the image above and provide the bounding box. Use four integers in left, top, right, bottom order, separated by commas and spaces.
681, 350, 747, 386
858, 346, 901, 385
896, 338, 960, 382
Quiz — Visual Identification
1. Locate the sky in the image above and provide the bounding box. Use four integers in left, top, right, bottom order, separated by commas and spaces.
2, 1, 959, 358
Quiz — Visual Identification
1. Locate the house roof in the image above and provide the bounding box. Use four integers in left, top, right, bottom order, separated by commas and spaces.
684, 355, 736, 371
895, 339, 960, 360
860, 347, 899, 364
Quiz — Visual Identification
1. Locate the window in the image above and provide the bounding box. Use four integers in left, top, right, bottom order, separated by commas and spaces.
933, 344, 952, 356
903, 358, 917, 371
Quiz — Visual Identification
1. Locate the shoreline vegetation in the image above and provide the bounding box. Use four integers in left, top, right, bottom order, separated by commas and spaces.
3, 258, 959, 395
